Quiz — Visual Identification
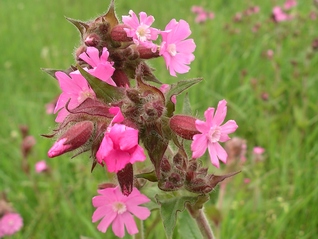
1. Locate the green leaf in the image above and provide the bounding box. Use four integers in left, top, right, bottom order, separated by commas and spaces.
155, 194, 201, 239
182, 92, 192, 115
177, 209, 202, 239
77, 64, 125, 103
135, 171, 158, 182
166, 78, 202, 117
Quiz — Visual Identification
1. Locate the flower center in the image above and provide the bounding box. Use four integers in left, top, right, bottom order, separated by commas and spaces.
208, 126, 221, 143
136, 25, 150, 42
167, 43, 177, 56
78, 90, 94, 102
112, 201, 127, 214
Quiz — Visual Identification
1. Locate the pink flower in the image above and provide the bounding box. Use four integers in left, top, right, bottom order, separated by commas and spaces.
272, 7, 292, 22
92, 186, 150, 238
191, 100, 238, 168
122, 10, 160, 50
96, 124, 146, 173
54, 71, 96, 122
253, 146, 265, 155
284, 0, 297, 10
159, 19, 196, 77
79, 47, 116, 86
0, 213, 23, 236
35, 160, 48, 173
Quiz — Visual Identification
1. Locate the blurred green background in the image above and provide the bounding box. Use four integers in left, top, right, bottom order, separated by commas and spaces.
1, 0, 317, 238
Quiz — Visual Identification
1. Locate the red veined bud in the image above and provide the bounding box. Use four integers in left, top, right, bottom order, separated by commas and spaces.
110, 24, 133, 42
169, 115, 200, 140
48, 121, 94, 158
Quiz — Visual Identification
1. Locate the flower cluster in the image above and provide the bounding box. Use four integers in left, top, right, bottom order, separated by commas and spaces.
43, 1, 238, 237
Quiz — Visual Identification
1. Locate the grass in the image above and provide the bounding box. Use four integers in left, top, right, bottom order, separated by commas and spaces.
1, 0, 318, 238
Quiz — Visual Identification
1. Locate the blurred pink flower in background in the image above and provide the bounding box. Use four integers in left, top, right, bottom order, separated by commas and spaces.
191, 5, 214, 23
253, 146, 265, 155
266, 49, 274, 59
272, 6, 293, 22
244, 178, 251, 184
35, 160, 48, 173
92, 187, 150, 238
284, 0, 297, 10
0, 213, 23, 236
191, 100, 238, 168
159, 19, 196, 76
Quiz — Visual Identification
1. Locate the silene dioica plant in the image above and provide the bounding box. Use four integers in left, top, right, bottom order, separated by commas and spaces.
43, 1, 238, 238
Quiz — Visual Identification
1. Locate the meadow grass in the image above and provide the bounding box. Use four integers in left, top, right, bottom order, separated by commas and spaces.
1, 0, 318, 238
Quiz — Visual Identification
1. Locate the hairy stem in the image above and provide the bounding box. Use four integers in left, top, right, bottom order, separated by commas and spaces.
186, 204, 215, 239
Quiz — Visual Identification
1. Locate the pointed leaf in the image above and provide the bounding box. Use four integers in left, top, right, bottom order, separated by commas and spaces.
76, 64, 125, 103
155, 194, 203, 239
101, 0, 119, 29
166, 78, 202, 117
135, 171, 158, 182
65, 17, 89, 37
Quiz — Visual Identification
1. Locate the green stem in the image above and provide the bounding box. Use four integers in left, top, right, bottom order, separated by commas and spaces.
133, 218, 144, 239
186, 204, 215, 239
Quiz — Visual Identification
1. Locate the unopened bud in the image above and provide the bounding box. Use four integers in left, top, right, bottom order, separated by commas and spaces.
48, 121, 94, 158
160, 157, 171, 173
186, 178, 212, 194
117, 163, 134, 196
170, 115, 200, 140
137, 45, 159, 59
110, 24, 133, 42
84, 33, 100, 47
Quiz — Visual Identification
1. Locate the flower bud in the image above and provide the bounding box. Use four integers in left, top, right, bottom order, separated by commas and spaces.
110, 24, 133, 42
169, 115, 200, 140
117, 163, 133, 196
160, 157, 171, 174
48, 121, 94, 158
84, 34, 100, 47
137, 45, 159, 59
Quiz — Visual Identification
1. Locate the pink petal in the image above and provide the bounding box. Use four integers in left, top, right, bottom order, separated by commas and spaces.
127, 205, 150, 220
118, 128, 139, 150
191, 134, 208, 158
96, 210, 117, 233
214, 142, 228, 163
207, 143, 220, 168
112, 215, 125, 238
104, 150, 131, 173
220, 120, 238, 135
92, 205, 113, 222
129, 146, 146, 164
195, 119, 210, 133
122, 212, 139, 235
176, 39, 196, 54
213, 100, 227, 126
203, 107, 215, 128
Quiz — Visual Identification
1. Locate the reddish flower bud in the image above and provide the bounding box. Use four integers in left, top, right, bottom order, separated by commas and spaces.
84, 33, 100, 47
112, 69, 130, 87
48, 121, 94, 158
110, 24, 133, 42
137, 45, 159, 59
169, 115, 200, 140
117, 163, 134, 196
160, 157, 171, 173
